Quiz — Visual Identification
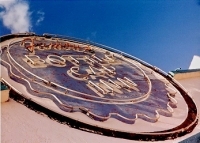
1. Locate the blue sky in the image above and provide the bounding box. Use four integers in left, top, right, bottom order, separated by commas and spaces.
1, 0, 200, 72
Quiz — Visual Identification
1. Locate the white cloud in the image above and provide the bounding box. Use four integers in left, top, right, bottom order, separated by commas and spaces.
0, 0, 15, 9
86, 31, 97, 41
0, 0, 31, 33
36, 11, 44, 26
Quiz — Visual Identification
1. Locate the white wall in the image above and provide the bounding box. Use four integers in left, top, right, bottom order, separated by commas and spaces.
189, 55, 200, 69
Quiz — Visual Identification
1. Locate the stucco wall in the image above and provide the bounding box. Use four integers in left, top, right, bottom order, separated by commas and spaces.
175, 76, 200, 142
173, 71, 200, 80
177, 77, 200, 109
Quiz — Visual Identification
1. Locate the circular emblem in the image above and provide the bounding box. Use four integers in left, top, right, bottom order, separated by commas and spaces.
0, 33, 198, 141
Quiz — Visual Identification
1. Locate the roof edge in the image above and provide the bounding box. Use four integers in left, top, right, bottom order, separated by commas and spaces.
169, 69, 200, 80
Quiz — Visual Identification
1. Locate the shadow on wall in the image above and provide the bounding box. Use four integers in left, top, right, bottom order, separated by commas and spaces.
179, 132, 200, 143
